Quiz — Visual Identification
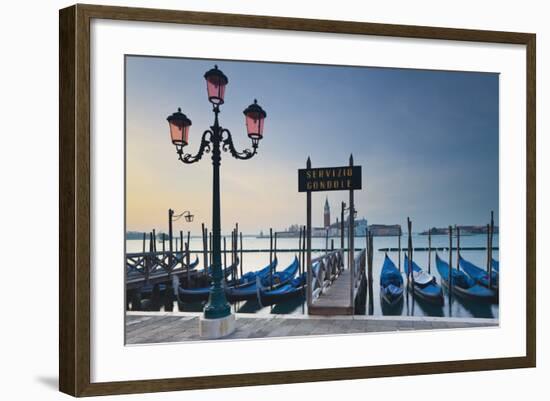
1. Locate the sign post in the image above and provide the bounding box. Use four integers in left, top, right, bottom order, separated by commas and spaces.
306, 157, 312, 308
298, 156, 362, 310
349, 155, 355, 306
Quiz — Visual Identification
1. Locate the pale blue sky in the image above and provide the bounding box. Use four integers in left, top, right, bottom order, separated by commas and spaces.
125, 56, 499, 234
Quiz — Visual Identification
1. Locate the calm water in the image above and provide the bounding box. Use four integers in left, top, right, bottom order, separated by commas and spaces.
126, 233, 499, 319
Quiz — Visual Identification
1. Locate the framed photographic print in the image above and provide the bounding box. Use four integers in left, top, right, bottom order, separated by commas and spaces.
59, 4, 536, 397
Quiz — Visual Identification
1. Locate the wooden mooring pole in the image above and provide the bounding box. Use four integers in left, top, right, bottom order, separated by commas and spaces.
428, 229, 432, 274
185, 240, 191, 288
201, 223, 207, 269
274, 231, 278, 260
269, 228, 273, 264
232, 227, 235, 265
489, 211, 494, 289
302, 225, 306, 278
209, 231, 212, 267
340, 202, 345, 250
398, 226, 402, 272
300, 226, 306, 311
185, 232, 190, 264
239, 232, 244, 278
306, 157, 312, 309
407, 218, 414, 289
179, 230, 184, 268
486, 223, 490, 273
223, 236, 227, 269
235, 223, 239, 279
367, 228, 374, 315
456, 225, 461, 271
168, 209, 173, 265
185, 231, 190, 286
298, 226, 303, 276
349, 154, 355, 309
448, 225, 453, 305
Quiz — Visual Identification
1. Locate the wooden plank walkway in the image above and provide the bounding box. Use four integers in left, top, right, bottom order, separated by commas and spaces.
125, 312, 498, 344
309, 269, 354, 315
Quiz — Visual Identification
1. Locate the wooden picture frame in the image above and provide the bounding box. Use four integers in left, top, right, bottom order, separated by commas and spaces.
59, 3, 536, 397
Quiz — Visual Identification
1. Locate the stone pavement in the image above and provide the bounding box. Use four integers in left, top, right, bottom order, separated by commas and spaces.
125, 312, 498, 344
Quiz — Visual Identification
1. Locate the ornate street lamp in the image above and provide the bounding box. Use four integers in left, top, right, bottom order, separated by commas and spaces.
167, 208, 194, 266
170, 209, 194, 223
167, 65, 266, 337
243, 99, 267, 146
167, 108, 192, 149
204, 65, 228, 105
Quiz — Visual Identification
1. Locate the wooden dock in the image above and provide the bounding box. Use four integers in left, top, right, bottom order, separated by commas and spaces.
125, 312, 498, 344
309, 269, 354, 315
308, 249, 366, 315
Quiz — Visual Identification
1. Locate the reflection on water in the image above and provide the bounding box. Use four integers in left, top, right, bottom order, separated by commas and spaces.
381, 296, 404, 316
127, 233, 499, 320
409, 290, 444, 317
269, 298, 305, 314
446, 289, 496, 319
235, 300, 263, 314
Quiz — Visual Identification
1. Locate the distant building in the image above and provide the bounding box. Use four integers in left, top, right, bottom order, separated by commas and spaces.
355, 218, 369, 236
273, 198, 370, 238
320, 198, 369, 236
324, 197, 330, 228
368, 224, 402, 237
420, 225, 499, 235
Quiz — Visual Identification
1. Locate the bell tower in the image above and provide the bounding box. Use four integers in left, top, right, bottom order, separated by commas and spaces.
324, 197, 330, 228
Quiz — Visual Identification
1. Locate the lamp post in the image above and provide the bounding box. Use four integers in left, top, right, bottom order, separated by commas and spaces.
166, 65, 266, 337
168, 209, 194, 257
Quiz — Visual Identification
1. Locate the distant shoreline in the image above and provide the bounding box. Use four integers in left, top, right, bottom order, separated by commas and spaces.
125, 232, 498, 240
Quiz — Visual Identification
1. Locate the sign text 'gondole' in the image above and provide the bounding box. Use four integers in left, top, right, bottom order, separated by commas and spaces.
298, 165, 362, 192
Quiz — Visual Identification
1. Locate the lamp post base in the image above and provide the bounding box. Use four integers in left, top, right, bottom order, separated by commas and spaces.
199, 313, 236, 339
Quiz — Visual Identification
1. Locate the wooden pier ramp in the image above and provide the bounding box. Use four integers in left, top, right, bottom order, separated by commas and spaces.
308, 249, 366, 315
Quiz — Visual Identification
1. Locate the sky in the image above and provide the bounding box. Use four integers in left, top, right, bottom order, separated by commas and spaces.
125, 56, 499, 235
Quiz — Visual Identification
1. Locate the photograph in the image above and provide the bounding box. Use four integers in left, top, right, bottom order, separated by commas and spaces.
124, 56, 500, 344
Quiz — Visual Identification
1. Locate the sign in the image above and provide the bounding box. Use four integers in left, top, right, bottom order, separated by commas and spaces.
298, 165, 362, 192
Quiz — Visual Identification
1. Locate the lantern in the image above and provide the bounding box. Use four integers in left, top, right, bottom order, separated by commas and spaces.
167, 108, 192, 148
204, 65, 228, 105
243, 99, 267, 144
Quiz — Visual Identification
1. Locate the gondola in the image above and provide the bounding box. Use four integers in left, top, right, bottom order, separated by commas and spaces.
459, 256, 499, 290
435, 254, 496, 302
256, 272, 306, 307
185, 256, 200, 270
380, 255, 404, 305
403, 254, 444, 305
226, 257, 300, 303
176, 255, 200, 271
234, 259, 276, 288
492, 259, 499, 273
197, 260, 239, 279
177, 258, 278, 303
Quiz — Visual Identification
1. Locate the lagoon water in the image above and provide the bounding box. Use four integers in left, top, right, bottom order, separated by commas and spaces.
126, 233, 499, 319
